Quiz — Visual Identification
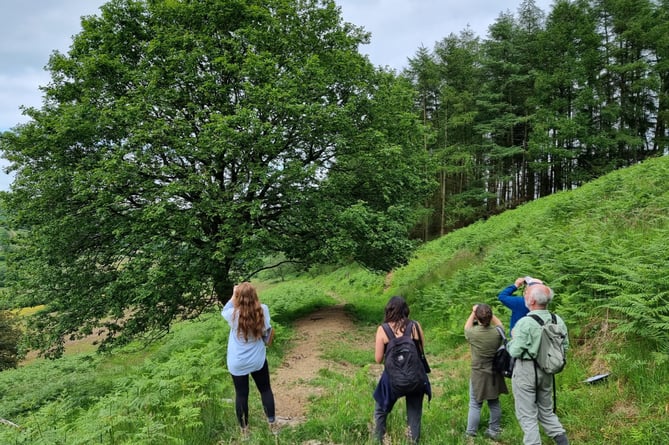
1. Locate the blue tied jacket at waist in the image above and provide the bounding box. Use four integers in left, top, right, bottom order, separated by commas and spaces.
373, 371, 432, 412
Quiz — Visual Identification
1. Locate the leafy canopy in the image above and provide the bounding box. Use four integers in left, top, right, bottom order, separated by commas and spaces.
0, 0, 435, 356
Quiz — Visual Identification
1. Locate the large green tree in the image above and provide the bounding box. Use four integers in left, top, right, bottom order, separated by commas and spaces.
0, 0, 434, 356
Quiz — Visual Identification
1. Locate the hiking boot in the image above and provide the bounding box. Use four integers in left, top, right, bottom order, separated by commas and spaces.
554, 433, 569, 445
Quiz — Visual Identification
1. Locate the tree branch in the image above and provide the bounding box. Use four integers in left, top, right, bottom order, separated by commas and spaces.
243, 259, 306, 282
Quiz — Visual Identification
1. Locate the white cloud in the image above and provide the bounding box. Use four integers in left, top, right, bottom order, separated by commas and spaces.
0, 71, 49, 128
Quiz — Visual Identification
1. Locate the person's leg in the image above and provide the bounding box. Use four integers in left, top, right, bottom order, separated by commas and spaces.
373, 400, 389, 442
466, 380, 483, 436
230, 373, 250, 428
483, 398, 502, 439
512, 360, 542, 445
535, 373, 567, 441
405, 392, 424, 443
250, 360, 276, 422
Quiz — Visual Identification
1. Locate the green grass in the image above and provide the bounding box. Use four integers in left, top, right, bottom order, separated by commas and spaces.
1, 156, 669, 444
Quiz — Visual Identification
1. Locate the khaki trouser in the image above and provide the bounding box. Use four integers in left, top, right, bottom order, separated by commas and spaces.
512, 359, 566, 445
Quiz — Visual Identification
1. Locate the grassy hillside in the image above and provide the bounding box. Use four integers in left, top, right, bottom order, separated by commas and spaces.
0, 156, 668, 444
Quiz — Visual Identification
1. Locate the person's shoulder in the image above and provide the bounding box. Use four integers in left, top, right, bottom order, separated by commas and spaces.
410, 319, 424, 333
465, 324, 485, 334
479, 324, 499, 334
222, 301, 233, 314
514, 315, 534, 328
376, 324, 391, 342
552, 312, 568, 326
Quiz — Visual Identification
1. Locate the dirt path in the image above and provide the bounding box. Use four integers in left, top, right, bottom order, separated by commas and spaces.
272, 303, 370, 425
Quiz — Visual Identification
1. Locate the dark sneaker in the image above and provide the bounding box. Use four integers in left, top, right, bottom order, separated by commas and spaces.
484, 428, 501, 440
554, 433, 569, 445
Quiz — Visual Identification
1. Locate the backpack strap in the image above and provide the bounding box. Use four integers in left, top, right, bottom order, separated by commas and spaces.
411, 321, 431, 375
527, 315, 542, 404
549, 313, 558, 412
381, 322, 394, 341
521, 314, 544, 360
403, 320, 414, 338
493, 326, 508, 384
411, 320, 425, 353
529, 313, 544, 326
495, 325, 508, 344
527, 312, 558, 412
381, 322, 394, 356
382, 321, 413, 340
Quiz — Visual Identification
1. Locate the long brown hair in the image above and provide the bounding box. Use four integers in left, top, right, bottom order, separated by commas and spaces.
233, 282, 265, 341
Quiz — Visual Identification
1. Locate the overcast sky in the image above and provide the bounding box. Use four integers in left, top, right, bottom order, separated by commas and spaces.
0, 0, 554, 190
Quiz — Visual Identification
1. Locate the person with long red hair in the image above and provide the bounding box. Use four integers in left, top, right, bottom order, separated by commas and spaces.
222, 282, 276, 435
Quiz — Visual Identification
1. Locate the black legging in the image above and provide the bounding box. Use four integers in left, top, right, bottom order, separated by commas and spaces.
230, 360, 275, 427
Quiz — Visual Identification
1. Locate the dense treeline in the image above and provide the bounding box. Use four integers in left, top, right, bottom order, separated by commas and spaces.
407, 0, 669, 238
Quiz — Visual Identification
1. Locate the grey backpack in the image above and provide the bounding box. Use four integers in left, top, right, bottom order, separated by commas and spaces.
529, 313, 567, 374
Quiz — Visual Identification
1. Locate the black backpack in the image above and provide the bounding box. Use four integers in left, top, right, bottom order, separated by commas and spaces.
493, 326, 515, 378
382, 321, 427, 397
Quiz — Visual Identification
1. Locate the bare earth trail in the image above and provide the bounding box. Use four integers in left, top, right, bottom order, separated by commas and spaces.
271, 302, 373, 426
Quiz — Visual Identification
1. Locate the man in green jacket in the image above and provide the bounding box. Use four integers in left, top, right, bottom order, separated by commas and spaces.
507, 282, 569, 445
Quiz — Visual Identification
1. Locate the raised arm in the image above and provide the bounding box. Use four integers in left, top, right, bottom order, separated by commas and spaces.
464, 305, 478, 330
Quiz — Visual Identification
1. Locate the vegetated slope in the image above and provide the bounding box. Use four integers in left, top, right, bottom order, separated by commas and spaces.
390, 154, 669, 354
378, 155, 669, 443
0, 156, 667, 445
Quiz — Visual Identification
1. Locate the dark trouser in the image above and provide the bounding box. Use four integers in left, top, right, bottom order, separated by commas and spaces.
230, 360, 275, 428
374, 392, 424, 443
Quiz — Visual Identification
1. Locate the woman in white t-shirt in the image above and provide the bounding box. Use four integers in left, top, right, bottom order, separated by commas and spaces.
221, 282, 275, 433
